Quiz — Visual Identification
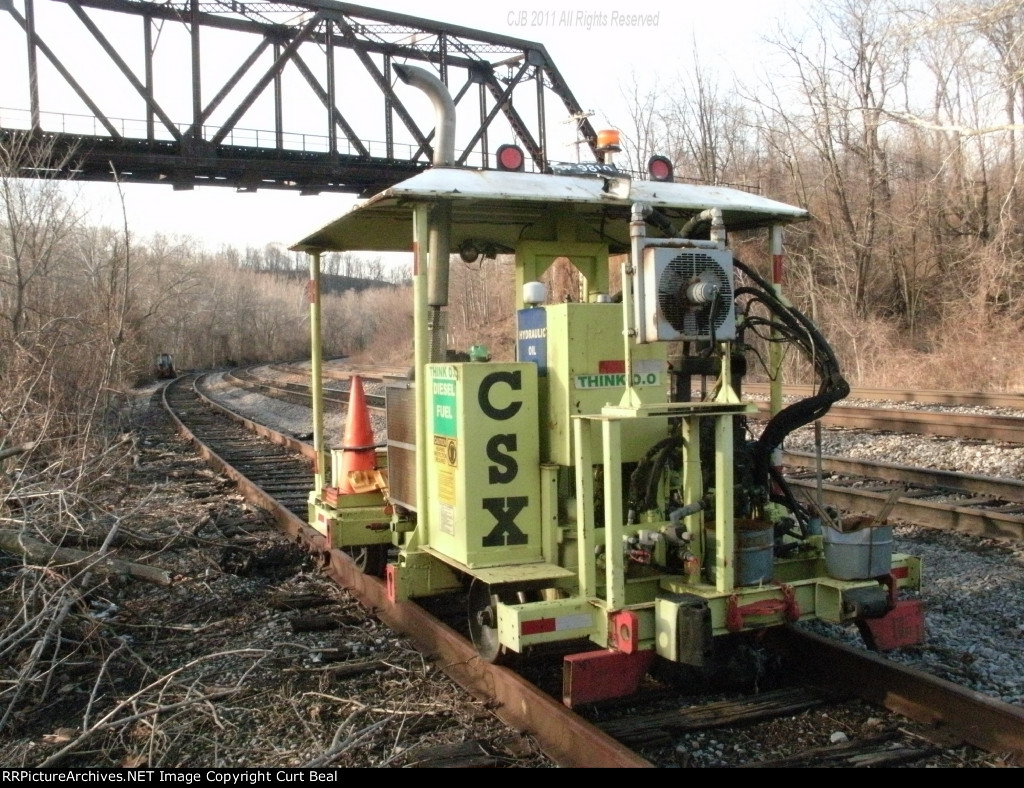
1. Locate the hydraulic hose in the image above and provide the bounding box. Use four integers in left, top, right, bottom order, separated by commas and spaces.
637, 206, 849, 501
731, 257, 849, 494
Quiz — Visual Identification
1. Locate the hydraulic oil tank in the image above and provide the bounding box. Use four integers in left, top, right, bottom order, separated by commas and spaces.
425, 361, 542, 568
517, 302, 670, 465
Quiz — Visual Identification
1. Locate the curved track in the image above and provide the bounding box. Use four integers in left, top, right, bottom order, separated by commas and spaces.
161, 372, 1024, 767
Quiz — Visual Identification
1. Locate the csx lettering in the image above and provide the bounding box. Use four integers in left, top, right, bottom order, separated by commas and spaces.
478, 370, 522, 420
486, 434, 518, 483
481, 497, 529, 546
478, 371, 529, 548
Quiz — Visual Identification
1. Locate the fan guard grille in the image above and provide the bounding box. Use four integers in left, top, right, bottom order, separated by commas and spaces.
657, 251, 734, 338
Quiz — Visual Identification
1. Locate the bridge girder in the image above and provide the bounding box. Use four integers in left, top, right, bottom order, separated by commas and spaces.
0, 0, 600, 196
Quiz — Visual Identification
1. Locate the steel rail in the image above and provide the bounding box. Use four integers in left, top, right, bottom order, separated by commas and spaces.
745, 383, 1024, 411
782, 449, 1024, 505
784, 477, 1024, 541
763, 627, 1024, 764
752, 402, 1024, 443
163, 375, 652, 769
224, 368, 387, 410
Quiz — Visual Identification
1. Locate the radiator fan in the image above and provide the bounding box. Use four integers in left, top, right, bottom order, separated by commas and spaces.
636, 247, 736, 343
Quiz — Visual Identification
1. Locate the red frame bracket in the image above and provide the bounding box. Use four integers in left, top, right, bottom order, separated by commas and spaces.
610, 610, 640, 654
857, 599, 926, 651
385, 564, 398, 604
562, 649, 655, 708
726, 583, 801, 632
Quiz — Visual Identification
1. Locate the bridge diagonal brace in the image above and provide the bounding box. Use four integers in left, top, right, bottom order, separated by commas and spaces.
64, 1, 182, 141
456, 61, 531, 167
2, 1, 122, 138
191, 37, 272, 133
210, 13, 323, 147
334, 18, 433, 164
286, 49, 369, 158
536, 60, 599, 161
481, 69, 543, 168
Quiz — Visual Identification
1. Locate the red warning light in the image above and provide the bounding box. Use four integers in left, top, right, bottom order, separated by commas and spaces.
496, 144, 525, 172
647, 155, 674, 182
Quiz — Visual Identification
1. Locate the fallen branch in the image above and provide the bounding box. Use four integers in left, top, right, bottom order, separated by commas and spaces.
0, 531, 175, 586
0, 442, 36, 462
0, 585, 80, 733
40, 527, 215, 552
301, 713, 389, 768
38, 687, 243, 767
35, 648, 269, 768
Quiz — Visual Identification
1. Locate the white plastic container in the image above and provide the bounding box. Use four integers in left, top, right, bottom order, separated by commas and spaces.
823, 525, 893, 580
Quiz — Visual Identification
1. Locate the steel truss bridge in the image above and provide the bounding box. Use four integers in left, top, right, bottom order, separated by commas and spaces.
0, 0, 600, 195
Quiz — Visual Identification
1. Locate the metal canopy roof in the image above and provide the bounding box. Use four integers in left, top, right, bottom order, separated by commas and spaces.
290, 167, 810, 254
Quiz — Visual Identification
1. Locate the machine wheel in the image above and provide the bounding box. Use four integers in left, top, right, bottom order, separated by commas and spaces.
346, 545, 388, 578
467, 580, 509, 663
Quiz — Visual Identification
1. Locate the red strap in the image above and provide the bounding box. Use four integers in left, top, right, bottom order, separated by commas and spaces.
726, 584, 801, 632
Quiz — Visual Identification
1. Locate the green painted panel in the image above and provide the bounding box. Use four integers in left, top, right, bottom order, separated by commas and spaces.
430, 365, 458, 437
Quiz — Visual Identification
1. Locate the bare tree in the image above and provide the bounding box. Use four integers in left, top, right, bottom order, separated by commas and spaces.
754, 0, 908, 323
0, 133, 82, 344
617, 74, 665, 175
661, 43, 750, 186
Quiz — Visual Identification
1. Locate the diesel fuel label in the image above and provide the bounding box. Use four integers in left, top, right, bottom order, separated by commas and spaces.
431, 373, 457, 437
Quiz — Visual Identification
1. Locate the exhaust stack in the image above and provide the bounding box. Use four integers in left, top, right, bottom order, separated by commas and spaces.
394, 64, 456, 359
393, 64, 455, 167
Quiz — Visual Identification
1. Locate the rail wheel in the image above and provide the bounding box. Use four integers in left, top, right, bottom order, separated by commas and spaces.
346, 545, 388, 578
467, 580, 511, 663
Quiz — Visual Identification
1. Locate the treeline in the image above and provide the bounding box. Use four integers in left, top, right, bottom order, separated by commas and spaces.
0, 133, 411, 460
230, 243, 411, 286
619, 0, 1023, 390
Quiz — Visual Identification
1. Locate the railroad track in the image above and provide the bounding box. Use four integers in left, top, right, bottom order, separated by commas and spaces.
160, 372, 1024, 767
781, 450, 1024, 542
746, 383, 1024, 443
224, 367, 387, 412
260, 366, 1024, 443
745, 383, 1024, 410
752, 402, 1024, 443
163, 374, 647, 768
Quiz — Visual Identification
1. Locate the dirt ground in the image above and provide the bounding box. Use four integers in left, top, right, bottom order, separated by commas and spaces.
0, 387, 551, 768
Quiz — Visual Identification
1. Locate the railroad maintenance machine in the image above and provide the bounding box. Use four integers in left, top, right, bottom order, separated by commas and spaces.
155, 353, 176, 380
292, 66, 924, 706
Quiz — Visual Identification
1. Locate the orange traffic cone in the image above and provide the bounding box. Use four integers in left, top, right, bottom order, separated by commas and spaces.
338, 376, 376, 494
